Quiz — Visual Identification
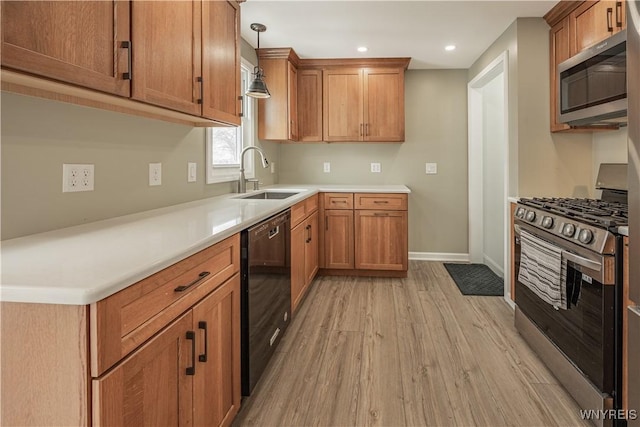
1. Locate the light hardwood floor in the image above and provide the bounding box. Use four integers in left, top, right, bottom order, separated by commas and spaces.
234, 261, 591, 427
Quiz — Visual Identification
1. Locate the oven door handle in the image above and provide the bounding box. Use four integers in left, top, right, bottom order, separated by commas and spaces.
561, 250, 601, 272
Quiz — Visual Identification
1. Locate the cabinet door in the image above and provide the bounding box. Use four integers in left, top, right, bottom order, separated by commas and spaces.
93, 312, 194, 426
550, 17, 572, 132
570, 1, 619, 55
324, 210, 354, 269
202, 0, 241, 125
131, 0, 202, 115
288, 62, 299, 140
1, 1, 130, 97
291, 221, 307, 313
192, 274, 241, 427
355, 210, 408, 271
298, 69, 323, 142
304, 212, 319, 286
363, 68, 404, 142
258, 58, 290, 140
323, 68, 363, 142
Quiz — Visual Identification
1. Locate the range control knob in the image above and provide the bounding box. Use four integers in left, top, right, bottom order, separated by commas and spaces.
541, 216, 554, 229
525, 211, 536, 222
578, 229, 593, 244
562, 223, 576, 237
515, 207, 525, 218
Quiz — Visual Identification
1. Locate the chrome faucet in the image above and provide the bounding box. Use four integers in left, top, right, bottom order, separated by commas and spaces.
238, 146, 269, 193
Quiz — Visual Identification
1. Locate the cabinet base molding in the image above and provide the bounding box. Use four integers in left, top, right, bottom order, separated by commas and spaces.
1, 69, 230, 128
318, 268, 407, 278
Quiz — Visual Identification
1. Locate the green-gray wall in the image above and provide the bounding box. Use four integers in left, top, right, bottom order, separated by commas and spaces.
468, 18, 594, 198
1, 39, 279, 240
278, 70, 469, 255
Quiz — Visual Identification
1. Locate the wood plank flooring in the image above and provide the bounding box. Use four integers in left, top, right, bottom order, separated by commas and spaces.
233, 261, 591, 427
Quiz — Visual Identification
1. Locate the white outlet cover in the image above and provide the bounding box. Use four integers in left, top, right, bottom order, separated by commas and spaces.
188, 162, 197, 183
63, 164, 94, 192
426, 163, 438, 174
270, 162, 276, 174
149, 163, 162, 186
371, 162, 381, 173
324, 162, 331, 173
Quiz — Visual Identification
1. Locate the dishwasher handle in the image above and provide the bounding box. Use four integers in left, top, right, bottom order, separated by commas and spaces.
268, 225, 280, 239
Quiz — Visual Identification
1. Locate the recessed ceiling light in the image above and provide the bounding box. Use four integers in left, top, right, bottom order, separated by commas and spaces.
445, 45, 456, 51
357, 46, 368, 53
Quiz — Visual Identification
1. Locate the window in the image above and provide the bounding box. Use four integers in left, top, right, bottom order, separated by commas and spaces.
206, 60, 255, 184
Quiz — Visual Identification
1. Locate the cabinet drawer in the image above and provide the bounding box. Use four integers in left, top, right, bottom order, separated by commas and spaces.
355, 193, 407, 210
323, 193, 354, 210
90, 233, 240, 377
291, 194, 319, 228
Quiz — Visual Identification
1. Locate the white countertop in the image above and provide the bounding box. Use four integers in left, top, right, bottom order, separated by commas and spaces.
0, 184, 410, 305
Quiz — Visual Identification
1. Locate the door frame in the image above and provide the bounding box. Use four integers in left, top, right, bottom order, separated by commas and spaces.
467, 51, 511, 302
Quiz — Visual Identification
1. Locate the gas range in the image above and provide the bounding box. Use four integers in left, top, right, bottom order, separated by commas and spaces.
515, 197, 628, 255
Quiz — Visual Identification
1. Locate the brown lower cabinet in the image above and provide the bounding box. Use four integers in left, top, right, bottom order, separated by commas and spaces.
0, 234, 242, 427
320, 192, 408, 276
94, 273, 241, 427
291, 195, 320, 313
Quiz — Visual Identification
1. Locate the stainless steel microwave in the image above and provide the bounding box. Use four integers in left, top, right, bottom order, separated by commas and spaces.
558, 30, 627, 126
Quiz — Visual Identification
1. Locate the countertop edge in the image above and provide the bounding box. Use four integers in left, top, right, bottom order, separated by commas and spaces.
1, 184, 410, 305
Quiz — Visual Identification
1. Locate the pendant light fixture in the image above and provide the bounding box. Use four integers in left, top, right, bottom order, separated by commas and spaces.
246, 23, 271, 99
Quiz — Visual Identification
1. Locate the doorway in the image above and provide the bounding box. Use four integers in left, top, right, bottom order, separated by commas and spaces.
468, 51, 510, 300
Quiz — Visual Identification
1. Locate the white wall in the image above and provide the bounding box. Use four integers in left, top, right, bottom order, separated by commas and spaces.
482, 73, 505, 276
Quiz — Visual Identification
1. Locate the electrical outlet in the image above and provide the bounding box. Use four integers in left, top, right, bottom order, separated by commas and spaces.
149, 163, 162, 186
188, 162, 197, 183
426, 163, 438, 174
370, 162, 381, 173
63, 164, 94, 192
270, 162, 276, 174
324, 162, 331, 173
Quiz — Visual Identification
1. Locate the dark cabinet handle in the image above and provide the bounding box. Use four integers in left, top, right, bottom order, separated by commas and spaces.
373, 200, 389, 204
360, 123, 363, 136
607, 8, 613, 32
121, 41, 132, 80
186, 331, 196, 375
238, 95, 244, 117
198, 321, 208, 362
306, 224, 311, 243
616, 2, 623, 28
365, 123, 369, 136
197, 77, 203, 105
174, 271, 210, 292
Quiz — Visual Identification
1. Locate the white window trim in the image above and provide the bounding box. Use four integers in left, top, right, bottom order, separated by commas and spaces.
206, 58, 256, 184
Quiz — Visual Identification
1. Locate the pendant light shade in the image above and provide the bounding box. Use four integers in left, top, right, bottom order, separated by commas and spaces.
247, 23, 270, 99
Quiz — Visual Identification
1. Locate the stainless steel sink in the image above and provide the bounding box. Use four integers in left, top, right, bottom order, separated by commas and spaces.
237, 191, 300, 200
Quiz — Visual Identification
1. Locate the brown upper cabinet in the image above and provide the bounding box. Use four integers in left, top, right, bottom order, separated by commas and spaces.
321, 61, 409, 142
257, 48, 299, 141
1, 0, 242, 127
1, 1, 131, 97
297, 69, 324, 142
255, 48, 410, 143
570, 1, 625, 55
544, 0, 625, 133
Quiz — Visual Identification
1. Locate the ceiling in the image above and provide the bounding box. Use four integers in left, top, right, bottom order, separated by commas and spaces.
240, 0, 557, 69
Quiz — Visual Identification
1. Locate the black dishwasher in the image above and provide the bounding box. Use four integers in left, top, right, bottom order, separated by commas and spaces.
240, 210, 291, 396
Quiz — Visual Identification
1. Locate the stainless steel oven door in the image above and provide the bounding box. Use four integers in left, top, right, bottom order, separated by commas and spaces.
514, 221, 616, 395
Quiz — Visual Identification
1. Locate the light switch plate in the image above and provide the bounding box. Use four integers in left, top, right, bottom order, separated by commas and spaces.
149, 163, 162, 186
371, 162, 381, 173
426, 163, 438, 174
324, 162, 331, 173
187, 162, 197, 183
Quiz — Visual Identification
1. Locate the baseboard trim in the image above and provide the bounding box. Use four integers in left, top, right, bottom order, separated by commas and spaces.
408, 252, 470, 262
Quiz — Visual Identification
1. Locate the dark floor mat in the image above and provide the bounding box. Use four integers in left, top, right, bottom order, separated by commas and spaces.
443, 263, 504, 296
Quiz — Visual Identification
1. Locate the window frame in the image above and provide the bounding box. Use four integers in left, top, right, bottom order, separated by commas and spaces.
206, 59, 255, 184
